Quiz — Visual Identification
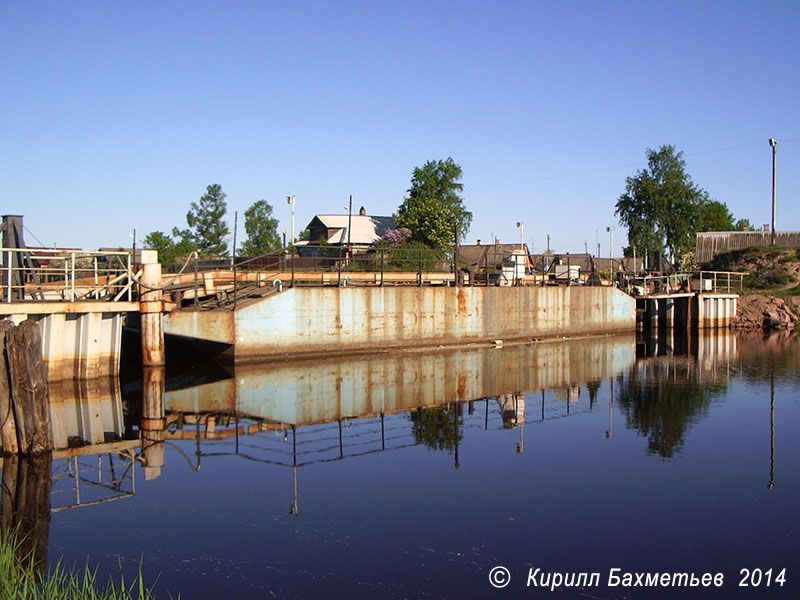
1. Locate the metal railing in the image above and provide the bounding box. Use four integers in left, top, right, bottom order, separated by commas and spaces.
697, 271, 748, 294
626, 271, 747, 296
1, 247, 134, 302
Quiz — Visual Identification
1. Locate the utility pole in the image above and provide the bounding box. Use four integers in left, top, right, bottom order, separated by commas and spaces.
287, 195, 296, 245
769, 138, 778, 246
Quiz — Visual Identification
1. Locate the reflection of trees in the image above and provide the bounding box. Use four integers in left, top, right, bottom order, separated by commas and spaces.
735, 331, 799, 381
616, 360, 727, 459
409, 405, 462, 452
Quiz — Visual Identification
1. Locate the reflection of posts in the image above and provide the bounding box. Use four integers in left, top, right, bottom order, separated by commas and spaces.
141, 366, 166, 480
139, 250, 165, 367
290, 425, 298, 515
768, 367, 775, 490
1, 454, 52, 578
606, 377, 614, 439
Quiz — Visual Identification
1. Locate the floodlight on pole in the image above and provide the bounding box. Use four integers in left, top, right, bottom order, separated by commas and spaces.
287, 195, 296, 245
606, 226, 614, 263
769, 138, 778, 246
516, 221, 524, 251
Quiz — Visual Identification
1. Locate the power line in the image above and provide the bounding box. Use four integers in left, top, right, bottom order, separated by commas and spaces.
465, 141, 767, 193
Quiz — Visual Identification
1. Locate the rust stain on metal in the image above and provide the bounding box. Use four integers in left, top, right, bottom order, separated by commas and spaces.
457, 288, 467, 315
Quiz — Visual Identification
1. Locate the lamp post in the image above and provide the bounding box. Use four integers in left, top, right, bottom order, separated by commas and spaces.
606, 226, 614, 265
516, 221, 524, 251
769, 138, 778, 246
286, 195, 296, 245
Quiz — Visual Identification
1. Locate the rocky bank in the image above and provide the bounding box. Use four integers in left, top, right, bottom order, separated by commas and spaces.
732, 294, 799, 330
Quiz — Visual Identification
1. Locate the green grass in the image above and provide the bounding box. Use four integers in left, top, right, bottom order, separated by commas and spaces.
0, 528, 171, 600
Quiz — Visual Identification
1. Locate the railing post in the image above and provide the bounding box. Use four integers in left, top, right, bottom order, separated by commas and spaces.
6, 250, 11, 302
70, 252, 76, 301
338, 246, 343, 286
127, 253, 132, 301
380, 248, 385, 287
193, 253, 199, 308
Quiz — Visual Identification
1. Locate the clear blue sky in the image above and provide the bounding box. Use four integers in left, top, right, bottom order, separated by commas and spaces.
2, 1, 798, 256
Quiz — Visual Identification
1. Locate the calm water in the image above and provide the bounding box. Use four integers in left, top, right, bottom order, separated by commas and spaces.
2, 331, 798, 599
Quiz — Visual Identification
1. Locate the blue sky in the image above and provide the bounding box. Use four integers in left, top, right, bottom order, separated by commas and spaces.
2, 1, 798, 256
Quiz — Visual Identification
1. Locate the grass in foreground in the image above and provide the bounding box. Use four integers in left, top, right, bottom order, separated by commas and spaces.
0, 528, 171, 600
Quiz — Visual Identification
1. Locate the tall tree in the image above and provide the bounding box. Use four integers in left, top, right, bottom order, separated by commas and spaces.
697, 199, 736, 232
239, 199, 281, 256
615, 146, 707, 262
174, 184, 230, 256
142, 230, 197, 268
395, 158, 472, 248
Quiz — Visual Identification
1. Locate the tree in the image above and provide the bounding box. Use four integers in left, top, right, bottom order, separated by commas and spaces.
615, 146, 708, 262
174, 184, 230, 256
239, 199, 281, 256
395, 158, 472, 248
697, 199, 735, 232
142, 231, 174, 258
142, 230, 197, 268
395, 195, 453, 249
735, 218, 755, 231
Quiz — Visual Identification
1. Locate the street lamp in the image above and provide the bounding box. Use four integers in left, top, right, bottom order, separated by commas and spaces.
769, 138, 778, 246
606, 226, 614, 264
516, 221, 524, 251
286, 195, 296, 245
282, 229, 287, 249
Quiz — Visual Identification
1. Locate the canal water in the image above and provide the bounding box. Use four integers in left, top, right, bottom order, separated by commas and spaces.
1, 331, 798, 599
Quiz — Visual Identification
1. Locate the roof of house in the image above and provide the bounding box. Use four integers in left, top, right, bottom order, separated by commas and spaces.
308, 214, 396, 245
458, 243, 533, 269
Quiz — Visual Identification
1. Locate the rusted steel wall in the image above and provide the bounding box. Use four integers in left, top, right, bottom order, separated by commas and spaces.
163, 309, 235, 345
165, 334, 636, 424
226, 286, 634, 359
0, 302, 136, 381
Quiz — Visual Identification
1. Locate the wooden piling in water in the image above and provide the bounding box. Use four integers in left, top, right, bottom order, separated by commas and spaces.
0, 320, 19, 453
1, 319, 52, 454
3, 319, 52, 454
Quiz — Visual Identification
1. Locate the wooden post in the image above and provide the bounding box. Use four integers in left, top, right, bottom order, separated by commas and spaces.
141, 365, 166, 481
6, 320, 52, 454
0, 319, 18, 453
139, 250, 165, 367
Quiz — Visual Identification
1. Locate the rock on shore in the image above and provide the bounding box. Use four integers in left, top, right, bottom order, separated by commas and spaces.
732, 294, 798, 330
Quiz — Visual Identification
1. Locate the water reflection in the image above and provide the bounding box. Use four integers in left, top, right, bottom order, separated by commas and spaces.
1, 330, 796, 593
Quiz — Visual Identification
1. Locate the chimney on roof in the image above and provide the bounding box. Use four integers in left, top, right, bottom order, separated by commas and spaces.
359, 206, 366, 216
476, 239, 481, 245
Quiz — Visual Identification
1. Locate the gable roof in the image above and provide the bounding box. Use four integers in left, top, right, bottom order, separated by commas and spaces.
458, 243, 533, 269
307, 214, 396, 245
